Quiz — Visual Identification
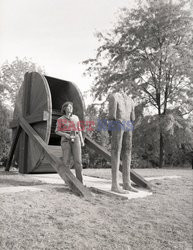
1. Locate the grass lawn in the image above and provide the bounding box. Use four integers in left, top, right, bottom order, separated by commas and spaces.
0, 168, 192, 250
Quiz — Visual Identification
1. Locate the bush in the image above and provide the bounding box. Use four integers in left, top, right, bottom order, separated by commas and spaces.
0, 102, 11, 163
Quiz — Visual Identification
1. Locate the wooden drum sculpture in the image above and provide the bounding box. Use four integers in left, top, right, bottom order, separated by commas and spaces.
6, 72, 92, 198
10, 72, 85, 174
6, 72, 150, 198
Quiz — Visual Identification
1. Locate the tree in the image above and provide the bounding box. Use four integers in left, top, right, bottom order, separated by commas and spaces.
0, 101, 11, 163
0, 57, 44, 109
133, 109, 193, 167
83, 0, 193, 167
84, 104, 110, 167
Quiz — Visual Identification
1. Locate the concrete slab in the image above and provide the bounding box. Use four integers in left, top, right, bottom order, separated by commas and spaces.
83, 175, 152, 199
30, 174, 153, 200
0, 174, 181, 197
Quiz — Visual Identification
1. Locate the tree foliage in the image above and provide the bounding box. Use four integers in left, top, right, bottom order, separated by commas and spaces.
133, 108, 193, 167
0, 57, 44, 108
84, 105, 110, 167
0, 101, 11, 163
84, 0, 192, 110
84, 0, 193, 167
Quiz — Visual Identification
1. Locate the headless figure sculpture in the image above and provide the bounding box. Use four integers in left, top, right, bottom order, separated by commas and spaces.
108, 92, 138, 194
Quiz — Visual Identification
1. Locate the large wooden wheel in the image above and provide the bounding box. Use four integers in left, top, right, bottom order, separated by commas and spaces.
11, 72, 86, 173
13, 72, 52, 173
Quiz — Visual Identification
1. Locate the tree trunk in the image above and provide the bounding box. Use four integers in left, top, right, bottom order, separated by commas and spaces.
159, 132, 165, 168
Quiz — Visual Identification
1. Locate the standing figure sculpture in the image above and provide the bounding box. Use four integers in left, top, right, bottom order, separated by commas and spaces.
55, 102, 85, 183
108, 92, 138, 193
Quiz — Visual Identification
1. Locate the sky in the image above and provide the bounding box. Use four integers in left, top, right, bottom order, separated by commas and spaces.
0, 0, 136, 105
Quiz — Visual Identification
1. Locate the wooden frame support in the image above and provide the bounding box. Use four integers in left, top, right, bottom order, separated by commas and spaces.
85, 135, 151, 189
6, 116, 92, 200
9, 112, 49, 129
5, 125, 22, 171
19, 117, 93, 200
18, 73, 30, 174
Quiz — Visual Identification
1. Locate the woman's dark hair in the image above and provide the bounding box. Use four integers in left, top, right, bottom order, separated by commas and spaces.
61, 101, 73, 114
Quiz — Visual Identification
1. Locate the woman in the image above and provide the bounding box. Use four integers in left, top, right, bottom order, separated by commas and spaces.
55, 101, 84, 183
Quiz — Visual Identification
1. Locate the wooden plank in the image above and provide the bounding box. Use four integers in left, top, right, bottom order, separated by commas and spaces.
19, 73, 31, 174
32, 145, 62, 173
31, 162, 56, 173
85, 135, 111, 160
26, 73, 52, 173
9, 111, 49, 128
85, 135, 151, 189
18, 131, 29, 174
5, 126, 22, 171
130, 170, 151, 189
19, 116, 92, 200
13, 72, 52, 173
47, 146, 63, 157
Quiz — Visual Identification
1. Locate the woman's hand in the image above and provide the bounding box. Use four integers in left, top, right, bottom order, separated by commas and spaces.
56, 131, 70, 139
63, 133, 71, 140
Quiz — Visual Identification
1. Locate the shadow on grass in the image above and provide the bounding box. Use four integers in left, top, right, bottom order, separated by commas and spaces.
0, 171, 19, 176
0, 179, 46, 187
54, 186, 70, 193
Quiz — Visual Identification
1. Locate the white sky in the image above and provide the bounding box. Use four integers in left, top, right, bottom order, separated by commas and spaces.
0, 0, 136, 105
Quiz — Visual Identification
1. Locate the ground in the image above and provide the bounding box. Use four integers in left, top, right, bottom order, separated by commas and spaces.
0, 168, 192, 250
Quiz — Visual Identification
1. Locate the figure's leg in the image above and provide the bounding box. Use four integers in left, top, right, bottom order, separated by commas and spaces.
111, 128, 128, 193
61, 140, 72, 184
122, 131, 138, 192
71, 136, 83, 183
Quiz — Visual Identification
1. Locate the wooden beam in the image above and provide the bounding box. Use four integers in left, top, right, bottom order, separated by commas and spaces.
85, 135, 151, 189
85, 135, 111, 160
19, 73, 31, 174
18, 131, 28, 174
19, 116, 92, 200
5, 126, 22, 171
9, 111, 49, 128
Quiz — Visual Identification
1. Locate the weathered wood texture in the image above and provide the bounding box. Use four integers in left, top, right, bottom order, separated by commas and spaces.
11, 72, 85, 173
19, 73, 31, 173
10, 112, 49, 128
12, 72, 52, 173
33, 146, 62, 173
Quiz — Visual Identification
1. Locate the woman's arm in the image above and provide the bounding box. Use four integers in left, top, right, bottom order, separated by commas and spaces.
79, 131, 85, 147
55, 118, 71, 139
55, 130, 71, 139
75, 116, 85, 147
